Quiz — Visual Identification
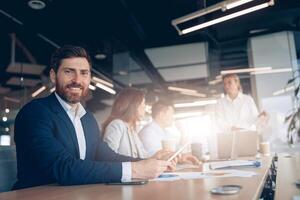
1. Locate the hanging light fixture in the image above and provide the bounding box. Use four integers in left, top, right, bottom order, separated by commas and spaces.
172, 0, 275, 35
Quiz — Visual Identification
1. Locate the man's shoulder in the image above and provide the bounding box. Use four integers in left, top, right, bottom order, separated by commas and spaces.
108, 119, 126, 127
139, 122, 158, 136
240, 93, 254, 102
17, 95, 53, 117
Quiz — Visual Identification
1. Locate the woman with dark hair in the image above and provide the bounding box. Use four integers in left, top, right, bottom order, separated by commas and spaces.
102, 88, 201, 168
102, 88, 149, 158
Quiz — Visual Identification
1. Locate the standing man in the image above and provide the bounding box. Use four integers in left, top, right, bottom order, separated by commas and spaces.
13, 45, 171, 190
215, 73, 267, 133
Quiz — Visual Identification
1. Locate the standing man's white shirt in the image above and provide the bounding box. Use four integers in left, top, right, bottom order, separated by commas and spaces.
215, 92, 259, 133
55, 93, 131, 182
139, 121, 168, 157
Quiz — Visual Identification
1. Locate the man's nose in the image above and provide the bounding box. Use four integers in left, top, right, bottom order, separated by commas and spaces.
72, 72, 82, 83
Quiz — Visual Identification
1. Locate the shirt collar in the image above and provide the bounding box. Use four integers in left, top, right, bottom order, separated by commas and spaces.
225, 92, 243, 102
55, 92, 86, 118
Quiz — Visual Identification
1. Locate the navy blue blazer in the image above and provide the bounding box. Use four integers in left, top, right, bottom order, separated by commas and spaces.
13, 93, 139, 190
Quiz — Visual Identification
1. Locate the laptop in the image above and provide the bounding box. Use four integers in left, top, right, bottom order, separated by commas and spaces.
217, 131, 258, 159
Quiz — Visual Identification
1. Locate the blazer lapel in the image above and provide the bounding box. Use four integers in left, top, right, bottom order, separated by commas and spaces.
47, 94, 80, 158
81, 114, 93, 160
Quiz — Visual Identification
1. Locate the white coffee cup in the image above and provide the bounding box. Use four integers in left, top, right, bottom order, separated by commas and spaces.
161, 139, 177, 151
191, 143, 203, 160
259, 142, 270, 155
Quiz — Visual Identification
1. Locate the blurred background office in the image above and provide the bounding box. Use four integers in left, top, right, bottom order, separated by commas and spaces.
0, 0, 300, 191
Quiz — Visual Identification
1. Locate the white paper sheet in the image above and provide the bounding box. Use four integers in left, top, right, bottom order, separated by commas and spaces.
176, 164, 201, 171
151, 170, 257, 182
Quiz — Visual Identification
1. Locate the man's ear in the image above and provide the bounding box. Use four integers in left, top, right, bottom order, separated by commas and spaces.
49, 69, 56, 84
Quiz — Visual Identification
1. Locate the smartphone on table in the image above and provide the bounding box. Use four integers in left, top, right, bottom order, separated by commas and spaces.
106, 180, 148, 185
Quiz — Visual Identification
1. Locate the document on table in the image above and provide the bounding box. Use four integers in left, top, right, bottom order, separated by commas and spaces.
151, 170, 257, 182
209, 160, 261, 170
176, 164, 201, 171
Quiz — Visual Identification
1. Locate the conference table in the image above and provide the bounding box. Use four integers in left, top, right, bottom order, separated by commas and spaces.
0, 156, 272, 200
274, 153, 300, 200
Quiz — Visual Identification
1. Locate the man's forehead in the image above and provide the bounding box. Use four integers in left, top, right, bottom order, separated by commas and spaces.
60, 65, 90, 70
59, 61, 90, 70
224, 77, 235, 82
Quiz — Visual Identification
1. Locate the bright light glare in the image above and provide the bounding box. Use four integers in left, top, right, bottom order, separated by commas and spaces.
0, 135, 11, 146
176, 114, 214, 153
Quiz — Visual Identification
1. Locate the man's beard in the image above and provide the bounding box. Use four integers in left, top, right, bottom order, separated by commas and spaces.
56, 82, 88, 104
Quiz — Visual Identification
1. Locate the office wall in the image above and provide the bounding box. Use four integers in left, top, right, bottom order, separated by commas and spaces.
113, 52, 152, 85
145, 42, 209, 81
248, 31, 299, 149
248, 31, 296, 109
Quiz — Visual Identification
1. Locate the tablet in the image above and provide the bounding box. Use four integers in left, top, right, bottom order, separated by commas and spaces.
167, 142, 190, 162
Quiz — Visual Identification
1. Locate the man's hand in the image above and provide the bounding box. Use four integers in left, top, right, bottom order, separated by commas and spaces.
258, 111, 268, 118
151, 149, 173, 160
151, 150, 177, 171
131, 159, 173, 180
178, 153, 201, 166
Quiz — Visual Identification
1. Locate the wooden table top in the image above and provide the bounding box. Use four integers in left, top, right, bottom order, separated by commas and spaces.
0, 156, 272, 200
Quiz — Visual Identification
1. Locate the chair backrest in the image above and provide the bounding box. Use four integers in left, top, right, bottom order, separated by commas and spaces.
0, 146, 17, 192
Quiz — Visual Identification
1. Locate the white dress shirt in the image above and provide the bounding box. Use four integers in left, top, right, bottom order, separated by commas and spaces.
55, 93, 132, 182
139, 121, 167, 157
55, 93, 87, 160
103, 119, 148, 159
215, 92, 259, 133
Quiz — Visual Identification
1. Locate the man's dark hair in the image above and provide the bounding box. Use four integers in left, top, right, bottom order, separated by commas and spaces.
151, 100, 174, 118
50, 45, 92, 73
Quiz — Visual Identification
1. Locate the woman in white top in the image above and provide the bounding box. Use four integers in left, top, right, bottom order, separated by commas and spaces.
215, 73, 268, 133
102, 88, 149, 158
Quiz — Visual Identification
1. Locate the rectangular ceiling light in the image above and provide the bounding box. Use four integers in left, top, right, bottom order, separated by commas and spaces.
225, 0, 254, 10
95, 83, 116, 95
172, 0, 274, 35
92, 76, 114, 88
32, 86, 46, 97
250, 68, 292, 75
273, 85, 295, 96
168, 86, 197, 94
208, 79, 222, 85
180, 91, 207, 98
220, 67, 272, 75
182, 2, 270, 34
88, 84, 96, 90
174, 99, 217, 108
50, 87, 56, 93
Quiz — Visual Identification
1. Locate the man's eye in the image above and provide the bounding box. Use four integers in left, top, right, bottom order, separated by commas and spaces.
82, 71, 90, 76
